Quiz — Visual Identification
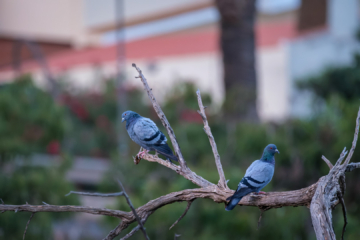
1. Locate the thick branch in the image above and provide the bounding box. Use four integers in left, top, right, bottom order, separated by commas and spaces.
196, 89, 228, 189
310, 107, 360, 240
132, 63, 187, 170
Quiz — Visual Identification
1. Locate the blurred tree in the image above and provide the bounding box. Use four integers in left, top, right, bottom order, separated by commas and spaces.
0, 75, 64, 159
62, 79, 150, 158
215, 0, 258, 121
0, 75, 78, 240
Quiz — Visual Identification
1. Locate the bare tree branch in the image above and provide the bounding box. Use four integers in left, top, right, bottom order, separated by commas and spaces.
23, 212, 35, 240
343, 106, 360, 166
103, 221, 129, 240
346, 162, 360, 172
117, 179, 149, 240
132, 63, 187, 169
257, 206, 272, 229
321, 155, 333, 169
139, 153, 213, 188
0, 204, 130, 219
337, 191, 347, 240
66, 191, 124, 197
196, 89, 228, 189
310, 107, 360, 240
169, 200, 194, 230
120, 225, 141, 240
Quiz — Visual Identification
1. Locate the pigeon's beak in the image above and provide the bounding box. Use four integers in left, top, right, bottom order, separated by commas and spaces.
275, 149, 280, 154
121, 118, 125, 122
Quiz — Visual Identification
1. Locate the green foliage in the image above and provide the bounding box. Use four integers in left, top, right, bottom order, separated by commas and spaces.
0, 75, 65, 159
0, 162, 79, 240
64, 79, 150, 157
0, 77, 78, 239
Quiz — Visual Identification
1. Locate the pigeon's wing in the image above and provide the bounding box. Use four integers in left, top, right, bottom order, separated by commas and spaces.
226, 160, 275, 211
133, 118, 167, 146
240, 160, 274, 191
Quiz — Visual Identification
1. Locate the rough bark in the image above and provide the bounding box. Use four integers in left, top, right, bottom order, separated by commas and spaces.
310, 107, 360, 240
214, 0, 258, 121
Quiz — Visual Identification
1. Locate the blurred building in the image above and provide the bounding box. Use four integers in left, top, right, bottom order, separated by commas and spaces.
0, 0, 359, 122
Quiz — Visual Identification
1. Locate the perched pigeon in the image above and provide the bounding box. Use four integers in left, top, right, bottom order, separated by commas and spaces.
225, 144, 279, 211
121, 110, 178, 162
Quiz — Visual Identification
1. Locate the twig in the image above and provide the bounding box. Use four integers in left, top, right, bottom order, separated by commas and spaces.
132, 63, 186, 169
0, 204, 129, 219
337, 191, 347, 240
345, 162, 360, 172
42, 202, 49, 205
334, 147, 349, 168
196, 89, 228, 189
103, 221, 128, 240
321, 155, 333, 169
169, 200, 194, 230
66, 191, 124, 197
257, 206, 271, 229
174, 234, 181, 240
141, 153, 212, 188
343, 107, 360, 166
23, 212, 35, 240
120, 225, 141, 240
117, 179, 150, 240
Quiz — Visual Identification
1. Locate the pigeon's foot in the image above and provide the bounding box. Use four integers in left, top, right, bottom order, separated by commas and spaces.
154, 151, 159, 157
258, 191, 267, 195
137, 149, 149, 159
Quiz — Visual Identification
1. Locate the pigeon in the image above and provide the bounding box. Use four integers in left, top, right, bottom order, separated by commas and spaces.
225, 144, 279, 211
121, 110, 178, 162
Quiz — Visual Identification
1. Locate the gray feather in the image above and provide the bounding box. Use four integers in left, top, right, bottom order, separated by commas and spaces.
226, 144, 278, 211
122, 111, 177, 161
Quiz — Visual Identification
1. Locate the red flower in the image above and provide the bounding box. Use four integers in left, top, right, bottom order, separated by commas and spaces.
47, 140, 60, 155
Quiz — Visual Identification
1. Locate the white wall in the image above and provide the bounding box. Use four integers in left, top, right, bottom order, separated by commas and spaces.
0, 0, 97, 47
287, 30, 360, 118
257, 45, 290, 122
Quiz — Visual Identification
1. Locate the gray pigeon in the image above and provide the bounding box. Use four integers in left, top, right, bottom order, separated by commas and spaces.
225, 144, 279, 211
121, 110, 178, 162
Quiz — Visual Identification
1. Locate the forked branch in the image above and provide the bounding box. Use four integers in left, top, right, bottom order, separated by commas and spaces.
132, 63, 186, 169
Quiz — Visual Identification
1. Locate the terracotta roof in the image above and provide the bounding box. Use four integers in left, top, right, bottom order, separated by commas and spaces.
0, 20, 303, 74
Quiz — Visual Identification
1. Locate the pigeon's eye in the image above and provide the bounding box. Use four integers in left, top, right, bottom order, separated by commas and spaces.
270, 147, 273, 149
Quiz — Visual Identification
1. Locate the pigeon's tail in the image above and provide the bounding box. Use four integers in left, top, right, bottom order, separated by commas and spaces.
152, 143, 178, 162
225, 187, 253, 211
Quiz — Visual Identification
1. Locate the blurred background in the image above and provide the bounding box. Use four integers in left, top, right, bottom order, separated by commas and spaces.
1, 0, 360, 239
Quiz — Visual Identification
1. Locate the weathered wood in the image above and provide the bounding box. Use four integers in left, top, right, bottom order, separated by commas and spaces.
196, 89, 228, 190
310, 107, 360, 240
